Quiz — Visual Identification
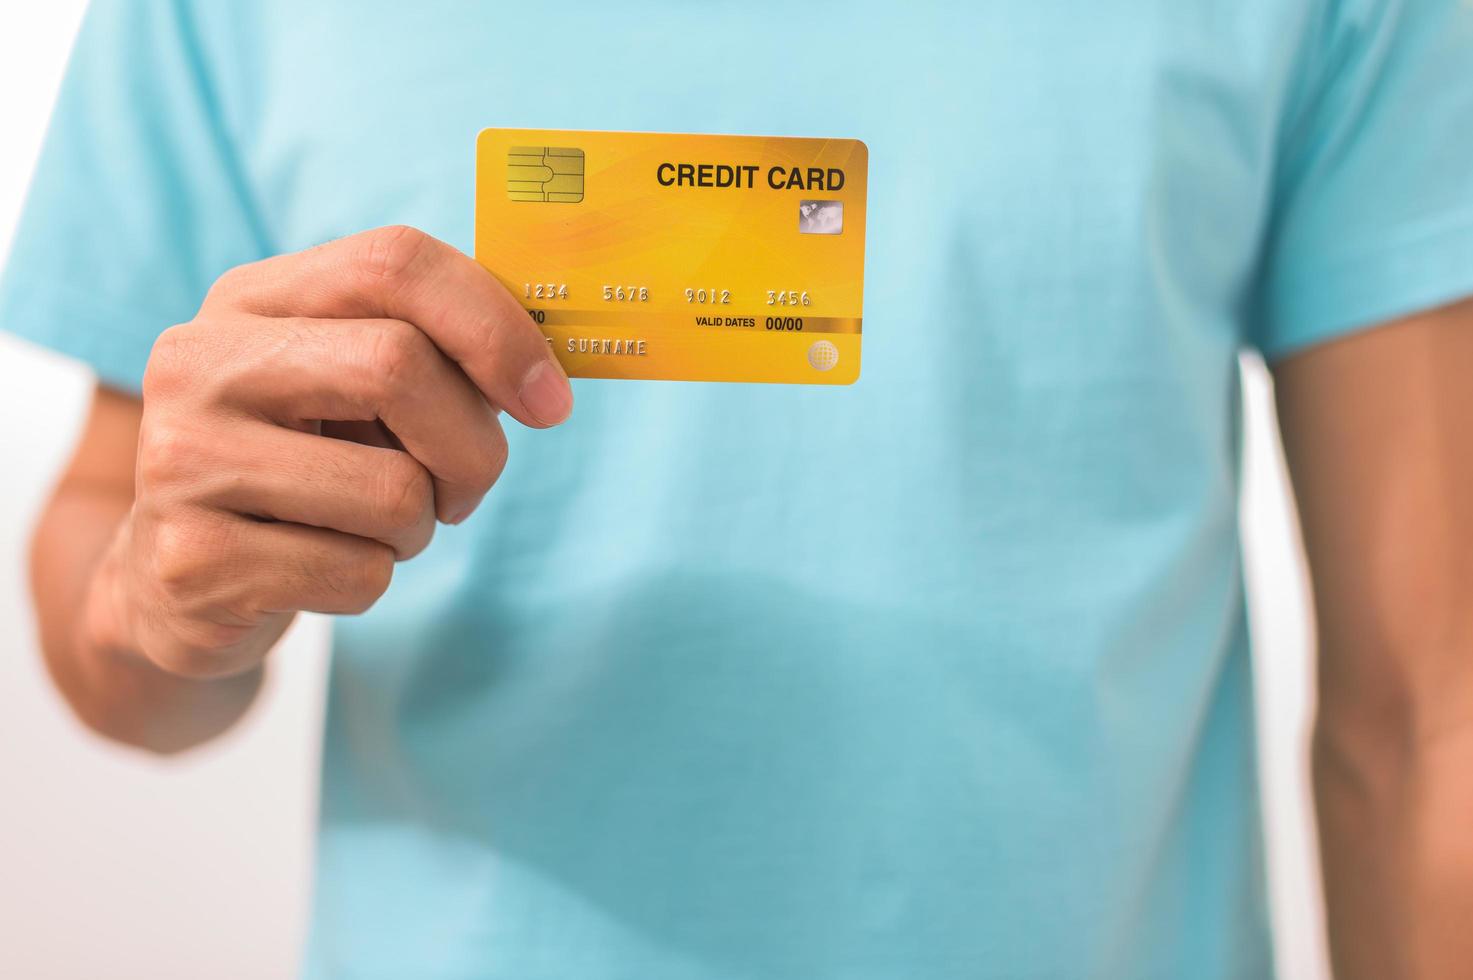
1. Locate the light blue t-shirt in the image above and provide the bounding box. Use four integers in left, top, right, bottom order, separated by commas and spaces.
6, 1, 1473, 976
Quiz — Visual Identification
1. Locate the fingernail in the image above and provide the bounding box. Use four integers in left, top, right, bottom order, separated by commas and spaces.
517, 359, 573, 426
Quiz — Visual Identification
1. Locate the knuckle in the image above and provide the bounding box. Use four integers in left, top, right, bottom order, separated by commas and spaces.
202, 261, 256, 307
150, 517, 228, 599
156, 622, 256, 671
377, 455, 433, 532
135, 421, 201, 492
360, 547, 396, 603
467, 423, 510, 492
329, 544, 394, 614
147, 640, 210, 677
358, 225, 432, 285
141, 325, 195, 401
470, 309, 516, 364
363, 319, 426, 392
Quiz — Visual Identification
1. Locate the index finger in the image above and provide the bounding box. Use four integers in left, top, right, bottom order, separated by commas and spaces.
214, 226, 572, 429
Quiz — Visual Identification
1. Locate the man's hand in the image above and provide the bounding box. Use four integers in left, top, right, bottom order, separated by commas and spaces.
112, 225, 572, 675
31, 226, 571, 745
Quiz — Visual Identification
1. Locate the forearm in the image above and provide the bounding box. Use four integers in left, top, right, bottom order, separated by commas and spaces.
30, 484, 262, 754
1315, 687, 1473, 980
1269, 302, 1473, 979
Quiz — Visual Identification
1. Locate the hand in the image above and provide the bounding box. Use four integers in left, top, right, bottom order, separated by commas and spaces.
93, 225, 571, 677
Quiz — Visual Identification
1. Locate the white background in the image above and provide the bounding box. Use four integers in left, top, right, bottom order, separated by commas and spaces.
0, 7, 1329, 978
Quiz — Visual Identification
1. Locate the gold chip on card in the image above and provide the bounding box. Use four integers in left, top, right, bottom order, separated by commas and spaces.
505, 146, 585, 203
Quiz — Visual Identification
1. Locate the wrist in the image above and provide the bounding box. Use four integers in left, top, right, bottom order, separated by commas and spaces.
75, 517, 205, 733
72, 526, 265, 752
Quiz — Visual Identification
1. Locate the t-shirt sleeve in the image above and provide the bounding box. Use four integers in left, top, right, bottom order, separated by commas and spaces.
0, 0, 269, 393
1253, 0, 1473, 360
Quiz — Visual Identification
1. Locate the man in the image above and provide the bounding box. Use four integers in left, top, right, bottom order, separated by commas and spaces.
3, 1, 1471, 977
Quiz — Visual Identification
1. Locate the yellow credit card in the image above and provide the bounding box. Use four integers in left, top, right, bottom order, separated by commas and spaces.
475, 128, 867, 384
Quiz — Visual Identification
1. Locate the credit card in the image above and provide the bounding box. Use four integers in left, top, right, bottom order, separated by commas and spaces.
475, 128, 867, 384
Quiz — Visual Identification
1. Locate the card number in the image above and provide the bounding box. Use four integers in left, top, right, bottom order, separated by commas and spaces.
766, 290, 811, 307
525, 282, 569, 300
